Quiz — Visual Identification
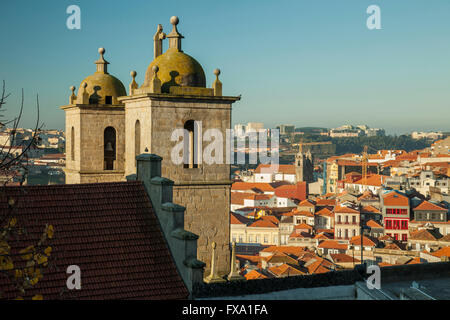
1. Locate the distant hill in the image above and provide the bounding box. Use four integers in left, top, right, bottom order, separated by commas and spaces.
295, 127, 328, 133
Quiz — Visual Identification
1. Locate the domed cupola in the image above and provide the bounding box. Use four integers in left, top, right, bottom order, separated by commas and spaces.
141, 16, 206, 93
76, 48, 126, 105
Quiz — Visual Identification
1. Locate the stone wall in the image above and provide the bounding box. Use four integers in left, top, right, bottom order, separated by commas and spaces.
63, 105, 125, 184
121, 95, 236, 277
174, 184, 231, 276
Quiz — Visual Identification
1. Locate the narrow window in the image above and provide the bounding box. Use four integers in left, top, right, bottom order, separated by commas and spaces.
71, 126, 75, 161
105, 96, 112, 104
183, 120, 198, 168
135, 120, 141, 157
104, 126, 116, 170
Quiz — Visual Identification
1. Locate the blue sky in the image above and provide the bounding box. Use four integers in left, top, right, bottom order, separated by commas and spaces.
0, 0, 449, 134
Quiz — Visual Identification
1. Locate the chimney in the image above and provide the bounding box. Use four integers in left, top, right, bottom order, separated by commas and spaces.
135, 153, 205, 296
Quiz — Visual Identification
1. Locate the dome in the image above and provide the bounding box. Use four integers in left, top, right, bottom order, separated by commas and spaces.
143, 47, 206, 93
80, 72, 126, 104
78, 48, 126, 105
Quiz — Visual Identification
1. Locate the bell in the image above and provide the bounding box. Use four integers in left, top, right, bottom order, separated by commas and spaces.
105, 142, 114, 152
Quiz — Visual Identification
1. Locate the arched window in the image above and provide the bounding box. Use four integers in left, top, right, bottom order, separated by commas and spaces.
104, 126, 116, 170
135, 120, 141, 157
71, 127, 75, 161
183, 120, 198, 168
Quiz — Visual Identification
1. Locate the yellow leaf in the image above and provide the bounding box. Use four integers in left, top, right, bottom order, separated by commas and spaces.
29, 277, 39, 286
46, 225, 54, 239
8, 217, 17, 227
35, 253, 48, 266
0, 241, 10, 255
19, 245, 35, 261
15, 269, 23, 279
44, 246, 52, 256
32, 295, 43, 300
0, 257, 14, 271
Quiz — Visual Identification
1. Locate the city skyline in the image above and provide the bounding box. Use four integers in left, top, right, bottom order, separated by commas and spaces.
1, 0, 450, 134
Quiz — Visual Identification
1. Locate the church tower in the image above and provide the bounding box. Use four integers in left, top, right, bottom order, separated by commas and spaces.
119, 16, 240, 276
295, 144, 314, 183
62, 48, 126, 184
62, 16, 240, 277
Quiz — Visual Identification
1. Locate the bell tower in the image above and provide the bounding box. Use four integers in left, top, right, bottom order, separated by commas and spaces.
119, 17, 240, 276
295, 144, 314, 183
62, 48, 126, 184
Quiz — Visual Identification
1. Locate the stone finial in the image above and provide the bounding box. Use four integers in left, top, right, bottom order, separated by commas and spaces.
150, 65, 162, 93
69, 86, 76, 104
227, 241, 245, 281
77, 82, 89, 104
129, 70, 138, 95
213, 68, 222, 96
153, 24, 166, 59
95, 47, 109, 74
167, 16, 184, 52
204, 241, 226, 283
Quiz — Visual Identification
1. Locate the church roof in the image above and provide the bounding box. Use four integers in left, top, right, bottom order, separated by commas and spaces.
142, 17, 206, 92
78, 48, 126, 104
0, 181, 188, 299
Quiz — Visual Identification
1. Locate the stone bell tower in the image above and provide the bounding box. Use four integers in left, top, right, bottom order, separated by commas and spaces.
62, 48, 126, 184
295, 144, 314, 184
119, 16, 240, 276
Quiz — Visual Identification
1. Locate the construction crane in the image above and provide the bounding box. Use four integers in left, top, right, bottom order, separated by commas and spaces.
361, 145, 368, 191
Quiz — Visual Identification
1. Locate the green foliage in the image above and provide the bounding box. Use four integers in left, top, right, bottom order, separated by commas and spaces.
332, 135, 431, 155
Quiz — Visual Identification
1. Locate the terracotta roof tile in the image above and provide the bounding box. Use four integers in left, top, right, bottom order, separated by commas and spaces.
254, 164, 295, 175
383, 191, 409, 207
366, 219, 383, 228
0, 182, 188, 300
414, 200, 447, 212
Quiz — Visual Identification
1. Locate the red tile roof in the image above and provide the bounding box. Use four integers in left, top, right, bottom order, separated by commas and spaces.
292, 210, 314, 217
315, 199, 337, 207
349, 235, 377, 247
268, 263, 304, 277
414, 200, 447, 212
231, 182, 275, 193
410, 229, 442, 241
260, 246, 308, 257
317, 240, 348, 250
244, 269, 268, 280
430, 246, 450, 259
383, 191, 409, 207
330, 254, 360, 264
315, 207, 334, 217
298, 199, 316, 207
248, 218, 278, 228
361, 205, 381, 214
230, 212, 252, 225
366, 219, 383, 228
334, 205, 360, 214
351, 174, 388, 187
274, 182, 307, 201
0, 182, 188, 300
254, 164, 295, 175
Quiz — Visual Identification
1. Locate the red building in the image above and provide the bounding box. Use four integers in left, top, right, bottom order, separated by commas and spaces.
382, 191, 410, 241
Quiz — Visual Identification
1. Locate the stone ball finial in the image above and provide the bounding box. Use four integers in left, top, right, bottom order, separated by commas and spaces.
82, 82, 88, 89
98, 47, 106, 55
130, 70, 137, 78
214, 68, 221, 76
170, 16, 179, 25
152, 65, 159, 74
70, 85, 75, 92
211, 241, 217, 249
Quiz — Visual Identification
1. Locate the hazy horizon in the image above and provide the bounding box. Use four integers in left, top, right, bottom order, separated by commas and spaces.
1, 0, 449, 134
